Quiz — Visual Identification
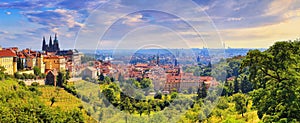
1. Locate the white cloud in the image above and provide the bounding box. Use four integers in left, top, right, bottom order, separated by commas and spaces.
226, 17, 243, 21
122, 13, 146, 26
5, 11, 11, 15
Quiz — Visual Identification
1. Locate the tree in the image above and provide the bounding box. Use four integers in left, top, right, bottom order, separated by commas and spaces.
154, 92, 162, 99
240, 76, 252, 93
241, 41, 300, 122
0, 66, 6, 80
216, 98, 229, 110
135, 102, 146, 117
98, 73, 104, 82
233, 93, 247, 117
197, 82, 207, 100
17, 58, 24, 70
146, 100, 153, 117
102, 88, 116, 103
22, 73, 30, 80
121, 97, 135, 123
170, 92, 178, 99
57, 72, 66, 87
110, 77, 115, 82
233, 77, 239, 93
140, 78, 152, 89
14, 72, 23, 79
50, 97, 56, 106
104, 76, 111, 84
65, 70, 71, 80
38, 73, 46, 79
33, 66, 41, 76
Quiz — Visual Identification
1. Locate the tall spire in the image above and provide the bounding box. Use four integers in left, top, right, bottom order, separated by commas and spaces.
54, 33, 58, 43
49, 36, 53, 51
53, 33, 60, 51
175, 58, 178, 66
156, 51, 160, 65
42, 36, 46, 51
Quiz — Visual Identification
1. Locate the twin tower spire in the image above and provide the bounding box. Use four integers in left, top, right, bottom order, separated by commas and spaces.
42, 33, 60, 52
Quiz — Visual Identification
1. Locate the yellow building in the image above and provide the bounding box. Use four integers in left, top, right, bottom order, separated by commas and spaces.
0, 49, 17, 75
44, 56, 66, 72
36, 54, 45, 73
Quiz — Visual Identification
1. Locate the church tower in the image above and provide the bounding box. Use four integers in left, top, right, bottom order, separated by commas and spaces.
49, 36, 53, 52
42, 36, 46, 51
53, 33, 60, 51
156, 52, 160, 65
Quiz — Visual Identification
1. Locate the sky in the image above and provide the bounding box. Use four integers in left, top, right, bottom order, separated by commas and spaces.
0, 0, 300, 50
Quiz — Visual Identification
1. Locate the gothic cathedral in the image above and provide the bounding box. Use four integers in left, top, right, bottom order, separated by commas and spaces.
42, 34, 60, 52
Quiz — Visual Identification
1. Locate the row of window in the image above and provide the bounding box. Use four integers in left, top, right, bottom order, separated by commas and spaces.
1, 58, 13, 63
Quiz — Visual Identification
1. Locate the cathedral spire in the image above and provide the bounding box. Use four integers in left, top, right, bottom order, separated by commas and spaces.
49, 36, 53, 51
53, 33, 60, 52
54, 33, 58, 43
42, 36, 46, 51
156, 51, 160, 65
175, 58, 178, 66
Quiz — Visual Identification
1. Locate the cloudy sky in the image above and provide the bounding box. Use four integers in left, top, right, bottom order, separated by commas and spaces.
0, 0, 300, 50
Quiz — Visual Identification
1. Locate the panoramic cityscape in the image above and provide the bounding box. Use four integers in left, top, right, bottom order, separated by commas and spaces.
0, 0, 300, 123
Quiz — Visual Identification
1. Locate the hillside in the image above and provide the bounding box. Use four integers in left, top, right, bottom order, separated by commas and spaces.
0, 79, 96, 123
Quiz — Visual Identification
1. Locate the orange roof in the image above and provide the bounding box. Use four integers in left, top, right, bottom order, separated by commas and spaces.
200, 76, 214, 81
135, 63, 148, 67
0, 49, 17, 57
44, 55, 65, 59
17, 52, 26, 58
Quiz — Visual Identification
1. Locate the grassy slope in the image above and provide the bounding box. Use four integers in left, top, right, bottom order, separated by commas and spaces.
38, 86, 81, 110
37, 86, 97, 123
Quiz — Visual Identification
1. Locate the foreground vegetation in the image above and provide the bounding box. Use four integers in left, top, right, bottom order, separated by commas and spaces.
0, 79, 88, 122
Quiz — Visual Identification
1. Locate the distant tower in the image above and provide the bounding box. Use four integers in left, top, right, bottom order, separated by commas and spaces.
49, 36, 53, 52
197, 56, 201, 63
174, 59, 178, 66
156, 52, 160, 65
42, 36, 46, 51
53, 33, 60, 51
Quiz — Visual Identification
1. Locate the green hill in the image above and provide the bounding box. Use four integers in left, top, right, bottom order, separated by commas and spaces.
0, 79, 96, 123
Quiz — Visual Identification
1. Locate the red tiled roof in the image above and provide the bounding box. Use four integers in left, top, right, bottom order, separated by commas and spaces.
44, 55, 64, 59
17, 52, 26, 58
200, 76, 213, 81
0, 49, 17, 57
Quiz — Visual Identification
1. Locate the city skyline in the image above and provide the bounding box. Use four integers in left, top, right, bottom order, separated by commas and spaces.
0, 0, 300, 50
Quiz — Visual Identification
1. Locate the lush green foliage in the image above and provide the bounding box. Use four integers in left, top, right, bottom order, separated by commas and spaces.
0, 79, 86, 122
241, 41, 300, 122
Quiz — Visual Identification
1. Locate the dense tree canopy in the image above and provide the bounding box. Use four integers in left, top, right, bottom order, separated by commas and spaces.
241, 41, 300, 122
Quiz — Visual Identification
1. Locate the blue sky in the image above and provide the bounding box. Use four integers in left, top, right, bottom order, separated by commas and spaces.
0, 0, 300, 50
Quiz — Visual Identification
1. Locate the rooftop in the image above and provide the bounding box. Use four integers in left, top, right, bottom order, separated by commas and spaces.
0, 49, 17, 57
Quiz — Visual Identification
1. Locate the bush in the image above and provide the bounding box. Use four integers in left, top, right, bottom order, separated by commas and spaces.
154, 92, 162, 99
31, 82, 39, 86
38, 73, 46, 79
18, 81, 26, 86
14, 72, 23, 79
29, 74, 36, 80
23, 73, 29, 79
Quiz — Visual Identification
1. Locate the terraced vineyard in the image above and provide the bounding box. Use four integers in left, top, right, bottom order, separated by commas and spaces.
38, 86, 82, 110
38, 86, 97, 123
